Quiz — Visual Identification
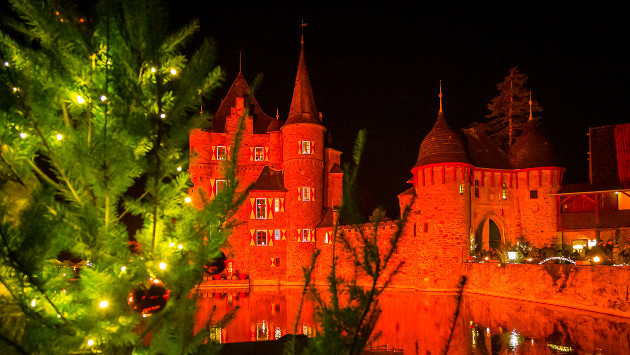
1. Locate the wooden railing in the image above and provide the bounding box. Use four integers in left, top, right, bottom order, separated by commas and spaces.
560, 210, 630, 229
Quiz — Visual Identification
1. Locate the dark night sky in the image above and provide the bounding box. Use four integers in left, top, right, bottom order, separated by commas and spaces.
169, 1, 630, 217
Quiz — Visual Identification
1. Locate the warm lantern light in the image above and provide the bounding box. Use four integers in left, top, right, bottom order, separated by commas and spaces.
30, 299, 36, 307
153, 278, 160, 284
100, 95, 107, 101
507, 251, 517, 260
99, 300, 109, 308
57, 314, 61, 318
3, 61, 9, 66
178, 244, 183, 250
160, 113, 166, 119
170, 68, 177, 75
121, 266, 126, 272
184, 196, 192, 203
13, 87, 17, 92
87, 339, 94, 347
150, 67, 156, 73
176, 166, 182, 172
593, 256, 601, 263
20, 132, 27, 138
159, 262, 166, 270
169, 242, 175, 247
484, 257, 489, 261
588, 239, 597, 247
56, 133, 63, 140
76, 95, 85, 104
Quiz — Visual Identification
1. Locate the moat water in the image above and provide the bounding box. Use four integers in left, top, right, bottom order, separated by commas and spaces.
195, 287, 630, 354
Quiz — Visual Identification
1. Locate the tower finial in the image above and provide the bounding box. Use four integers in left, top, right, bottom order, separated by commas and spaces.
276, 108, 279, 120
529, 91, 533, 121
300, 19, 308, 46
439, 80, 443, 113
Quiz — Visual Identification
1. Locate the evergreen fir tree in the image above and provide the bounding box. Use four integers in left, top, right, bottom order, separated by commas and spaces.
475, 67, 542, 152
0, 0, 241, 353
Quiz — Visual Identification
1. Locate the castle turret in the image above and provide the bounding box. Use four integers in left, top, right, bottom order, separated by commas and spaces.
509, 95, 564, 247
281, 43, 326, 282
408, 84, 471, 289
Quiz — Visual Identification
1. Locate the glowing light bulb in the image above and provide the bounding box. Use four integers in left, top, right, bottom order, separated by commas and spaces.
170, 68, 177, 75
87, 339, 94, 347
121, 266, 126, 272
76, 95, 85, 104
176, 166, 182, 172
56, 133, 63, 140
3, 62, 8, 66
150, 67, 156, 73
160, 113, 166, 119
593, 256, 601, 263
20, 132, 27, 138
30, 299, 36, 307
13, 87, 17, 92
100, 95, 107, 101
159, 262, 166, 270
99, 300, 109, 308
169, 242, 175, 247
153, 278, 160, 284
178, 244, 183, 250
57, 314, 61, 318
184, 196, 192, 203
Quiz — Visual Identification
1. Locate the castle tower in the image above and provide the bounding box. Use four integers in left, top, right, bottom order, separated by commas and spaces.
409, 84, 472, 289
508, 96, 563, 247
281, 42, 326, 282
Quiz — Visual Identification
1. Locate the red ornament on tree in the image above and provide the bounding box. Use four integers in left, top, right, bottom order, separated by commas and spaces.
128, 278, 169, 317
203, 251, 227, 275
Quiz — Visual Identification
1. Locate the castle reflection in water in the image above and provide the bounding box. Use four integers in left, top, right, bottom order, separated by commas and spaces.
195, 287, 630, 354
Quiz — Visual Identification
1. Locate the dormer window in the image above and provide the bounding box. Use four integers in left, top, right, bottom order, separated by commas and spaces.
216, 146, 227, 160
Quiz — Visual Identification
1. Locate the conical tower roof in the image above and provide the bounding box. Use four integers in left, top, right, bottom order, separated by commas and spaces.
286, 45, 320, 125
414, 86, 470, 168
509, 119, 557, 168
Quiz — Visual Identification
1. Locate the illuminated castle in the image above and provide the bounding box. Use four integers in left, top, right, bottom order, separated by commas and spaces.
190, 43, 572, 288
189, 42, 343, 282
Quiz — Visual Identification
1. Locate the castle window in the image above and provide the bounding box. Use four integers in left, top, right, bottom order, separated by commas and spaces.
530, 190, 538, 199
301, 229, 311, 242
216, 145, 227, 160
302, 187, 311, 201
474, 187, 480, 198
255, 198, 267, 219
502, 189, 508, 199
254, 147, 265, 161
256, 230, 268, 246
274, 198, 281, 212
274, 229, 281, 240
459, 184, 464, 194
301, 141, 311, 155
215, 179, 226, 195
424, 223, 429, 232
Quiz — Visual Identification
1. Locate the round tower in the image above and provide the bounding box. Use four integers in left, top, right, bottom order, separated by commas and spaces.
409, 83, 471, 289
509, 95, 564, 247
281, 44, 326, 282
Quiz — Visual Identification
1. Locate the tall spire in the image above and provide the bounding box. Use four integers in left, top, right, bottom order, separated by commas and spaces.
439, 80, 443, 113
286, 22, 320, 125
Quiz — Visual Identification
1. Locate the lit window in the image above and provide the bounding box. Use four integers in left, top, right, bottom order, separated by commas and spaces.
302, 187, 311, 201
274, 198, 280, 212
254, 147, 264, 161
459, 184, 464, 194
256, 230, 268, 246
301, 229, 311, 242
256, 321, 269, 340
301, 141, 311, 155
215, 180, 226, 195
216, 146, 227, 160
502, 189, 507, 199
530, 190, 538, 199
274, 229, 281, 240
256, 198, 267, 219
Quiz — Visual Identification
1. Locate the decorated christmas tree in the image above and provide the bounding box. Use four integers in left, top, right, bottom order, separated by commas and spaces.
0, 0, 241, 353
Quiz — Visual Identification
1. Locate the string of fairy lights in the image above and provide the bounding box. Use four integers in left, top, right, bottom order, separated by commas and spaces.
1, 13, 194, 349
